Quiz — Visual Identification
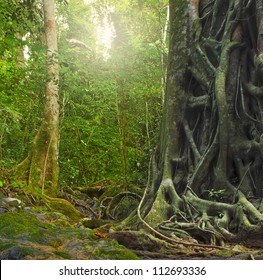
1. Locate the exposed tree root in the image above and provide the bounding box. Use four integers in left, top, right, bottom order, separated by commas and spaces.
133, 0, 263, 248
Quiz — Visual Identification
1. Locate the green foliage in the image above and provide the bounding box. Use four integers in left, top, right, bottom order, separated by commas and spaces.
1, 0, 167, 188
0, 1, 45, 168
56, 0, 166, 186
207, 189, 226, 201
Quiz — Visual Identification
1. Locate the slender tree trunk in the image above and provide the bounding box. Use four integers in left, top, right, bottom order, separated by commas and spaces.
15, 0, 59, 196
161, 5, 169, 104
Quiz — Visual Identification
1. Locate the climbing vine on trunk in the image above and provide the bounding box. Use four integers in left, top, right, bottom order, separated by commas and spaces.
140, 0, 263, 247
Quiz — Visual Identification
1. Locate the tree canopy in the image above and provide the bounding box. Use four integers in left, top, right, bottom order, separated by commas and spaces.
0, 0, 167, 187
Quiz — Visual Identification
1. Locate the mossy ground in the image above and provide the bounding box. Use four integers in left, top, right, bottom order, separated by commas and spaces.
0, 211, 139, 260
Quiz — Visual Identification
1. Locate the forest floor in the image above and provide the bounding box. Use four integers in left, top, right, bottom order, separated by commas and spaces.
1, 183, 263, 260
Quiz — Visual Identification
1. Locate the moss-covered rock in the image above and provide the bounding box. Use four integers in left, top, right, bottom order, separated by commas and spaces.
0, 211, 57, 244
0, 211, 139, 260
81, 218, 110, 229
90, 239, 140, 260
44, 196, 84, 221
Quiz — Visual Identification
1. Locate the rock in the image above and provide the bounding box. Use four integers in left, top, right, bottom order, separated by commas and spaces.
0, 197, 22, 208
80, 218, 109, 229
108, 231, 162, 251
0, 208, 7, 214
229, 253, 254, 260
0, 211, 139, 260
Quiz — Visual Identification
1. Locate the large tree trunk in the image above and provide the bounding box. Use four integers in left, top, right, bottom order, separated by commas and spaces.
15, 0, 59, 196
140, 0, 263, 247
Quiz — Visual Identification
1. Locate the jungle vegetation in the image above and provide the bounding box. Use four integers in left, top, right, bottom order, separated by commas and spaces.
1, 0, 263, 259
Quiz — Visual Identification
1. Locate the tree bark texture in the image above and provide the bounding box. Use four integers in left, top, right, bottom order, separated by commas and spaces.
15, 0, 59, 196
141, 0, 263, 247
